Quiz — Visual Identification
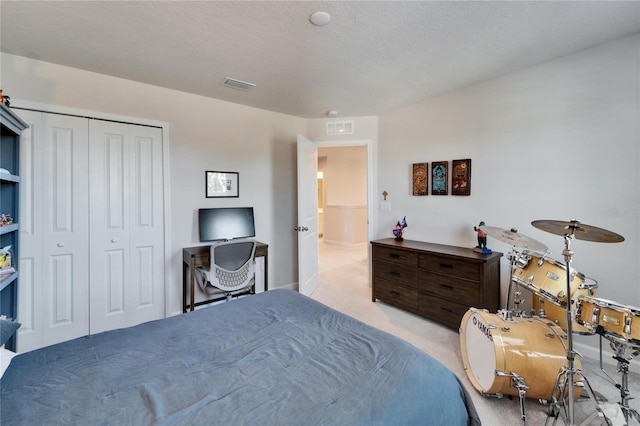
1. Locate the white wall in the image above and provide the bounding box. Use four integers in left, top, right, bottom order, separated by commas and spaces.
377, 34, 640, 354
1, 53, 307, 316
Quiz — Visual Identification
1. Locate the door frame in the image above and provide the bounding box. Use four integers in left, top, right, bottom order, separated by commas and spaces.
313, 138, 376, 270
12, 100, 172, 317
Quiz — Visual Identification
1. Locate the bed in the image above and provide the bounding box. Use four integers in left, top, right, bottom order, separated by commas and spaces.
1, 289, 480, 425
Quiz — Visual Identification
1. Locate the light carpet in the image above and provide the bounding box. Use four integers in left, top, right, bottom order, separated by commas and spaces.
311, 241, 640, 426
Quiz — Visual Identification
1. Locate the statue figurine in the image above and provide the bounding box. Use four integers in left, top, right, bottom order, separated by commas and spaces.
473, 221, 492, 254
393, 216, 407, 241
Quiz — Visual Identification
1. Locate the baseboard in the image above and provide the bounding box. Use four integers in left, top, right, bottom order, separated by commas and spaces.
321, 239, 367, 248
270, 282, 297, 291
575, 340, 640, 368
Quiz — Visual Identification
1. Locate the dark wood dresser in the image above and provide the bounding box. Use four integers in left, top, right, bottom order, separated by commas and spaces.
371, 238, 502, 330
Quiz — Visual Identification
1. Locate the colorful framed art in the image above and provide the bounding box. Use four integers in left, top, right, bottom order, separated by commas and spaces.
412, 163, 428, 196
452, 159, 471, 196
431, 161, 448, 195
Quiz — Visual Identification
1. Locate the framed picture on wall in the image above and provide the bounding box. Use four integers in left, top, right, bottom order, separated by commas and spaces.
412, 163, 428, 196
206, 171, 239, 198
451, 159, 471, 196
431, 161, 448, 195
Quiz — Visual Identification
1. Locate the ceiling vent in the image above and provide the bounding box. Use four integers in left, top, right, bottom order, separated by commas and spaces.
221, 77, 256, 92
326, 120, 354, 136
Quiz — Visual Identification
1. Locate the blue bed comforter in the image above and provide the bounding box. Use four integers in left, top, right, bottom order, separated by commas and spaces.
1, 290, 480, 425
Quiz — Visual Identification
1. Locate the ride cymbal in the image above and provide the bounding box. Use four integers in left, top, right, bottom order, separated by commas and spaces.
531, 219, 624, 243
480, 225, 548, 251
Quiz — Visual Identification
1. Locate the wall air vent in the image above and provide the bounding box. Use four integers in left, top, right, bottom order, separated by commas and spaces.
326, 120, 354, 136
221, 77, 256, 92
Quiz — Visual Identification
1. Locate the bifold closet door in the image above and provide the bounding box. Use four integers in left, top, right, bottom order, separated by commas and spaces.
88, 120, 165, 334
18, 111, 90, 352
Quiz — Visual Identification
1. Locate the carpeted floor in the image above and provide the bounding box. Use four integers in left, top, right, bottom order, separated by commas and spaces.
311, 240, 640, 426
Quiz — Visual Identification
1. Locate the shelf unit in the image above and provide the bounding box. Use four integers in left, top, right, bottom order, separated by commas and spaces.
0, 103, 28, 351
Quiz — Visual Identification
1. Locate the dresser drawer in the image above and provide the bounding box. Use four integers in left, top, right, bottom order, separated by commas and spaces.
373, 246, 418, 268
419, 272, 480, 306
419, 254, 480, 281
373, 260, 418, 289
418, 293, 470, 330
373, 278, 419, 311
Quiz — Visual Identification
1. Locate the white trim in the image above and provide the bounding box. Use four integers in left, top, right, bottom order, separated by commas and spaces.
314, 138, 375, 248
11, 100, 167, 128
12, 99, 172, 318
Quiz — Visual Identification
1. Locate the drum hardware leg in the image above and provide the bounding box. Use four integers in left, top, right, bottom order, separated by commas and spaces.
510, 372, 529, 423
495, 370, 530, 422
602, 339, 640, 424
550, 365, 611, 426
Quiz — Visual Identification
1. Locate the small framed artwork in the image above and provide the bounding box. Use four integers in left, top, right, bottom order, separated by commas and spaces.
452, 159, 471, 196
431, 161, 448, 195
412, 162, 428, 196
206, 171, 239, 198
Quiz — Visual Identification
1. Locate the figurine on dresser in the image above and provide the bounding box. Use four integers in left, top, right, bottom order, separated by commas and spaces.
393, 216, 407, 241
473, 221, 492, 254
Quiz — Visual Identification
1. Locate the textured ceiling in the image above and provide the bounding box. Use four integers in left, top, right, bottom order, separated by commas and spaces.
1, 1, 639, 118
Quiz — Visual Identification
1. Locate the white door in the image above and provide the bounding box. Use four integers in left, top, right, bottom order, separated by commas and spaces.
89, 120, 165, 333
18, 110, 90, 351
296, 135, 318, 296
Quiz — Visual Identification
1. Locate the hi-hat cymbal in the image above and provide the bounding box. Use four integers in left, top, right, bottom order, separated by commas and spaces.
480, 225, 548, 251
531, 219, 625, 243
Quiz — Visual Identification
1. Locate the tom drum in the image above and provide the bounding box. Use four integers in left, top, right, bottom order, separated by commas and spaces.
512, 252, 597, 307
576, 297, 640, 348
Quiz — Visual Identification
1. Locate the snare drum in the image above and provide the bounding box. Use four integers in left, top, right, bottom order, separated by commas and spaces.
576, 297, 640, 347
512, 252, 598, 307
459, 308, 582, 400
533, 293, 595, 335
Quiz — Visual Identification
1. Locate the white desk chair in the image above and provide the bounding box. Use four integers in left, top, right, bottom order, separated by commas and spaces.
194, 239, 256, 301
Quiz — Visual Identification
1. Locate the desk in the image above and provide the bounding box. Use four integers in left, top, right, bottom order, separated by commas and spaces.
183, 242, 268, 312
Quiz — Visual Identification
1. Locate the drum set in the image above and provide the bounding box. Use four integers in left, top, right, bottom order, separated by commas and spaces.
459, 219, 639, 425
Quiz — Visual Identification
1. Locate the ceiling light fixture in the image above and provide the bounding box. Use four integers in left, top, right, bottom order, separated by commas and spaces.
309, 11, 331, 26
327, 110, 338, 117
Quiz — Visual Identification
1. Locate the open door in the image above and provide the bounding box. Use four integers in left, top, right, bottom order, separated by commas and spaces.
296, 134, 318, 296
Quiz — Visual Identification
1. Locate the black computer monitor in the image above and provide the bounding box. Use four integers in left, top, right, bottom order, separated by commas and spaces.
198, 207, 256, 242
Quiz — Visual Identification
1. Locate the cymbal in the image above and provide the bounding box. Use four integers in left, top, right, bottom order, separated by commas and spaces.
531, 219, 625, 243
480, 225, 548, 251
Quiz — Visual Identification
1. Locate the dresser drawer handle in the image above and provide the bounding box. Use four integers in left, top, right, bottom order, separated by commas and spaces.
389, 271, 400, 276
389, 253, 400, 259
439, 263, 453, 269
439, 284, 454, 291
390, 290, 401, 297
441, 307, 453, 313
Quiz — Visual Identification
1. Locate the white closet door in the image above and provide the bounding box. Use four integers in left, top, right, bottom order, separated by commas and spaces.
17, 110, 90, 352
89, 120, 164, 333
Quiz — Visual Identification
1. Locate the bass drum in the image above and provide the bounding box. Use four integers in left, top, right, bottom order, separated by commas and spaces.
459, 308, 582, 400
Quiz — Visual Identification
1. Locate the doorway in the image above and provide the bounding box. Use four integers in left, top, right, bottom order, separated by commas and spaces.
316, 144, 370, 293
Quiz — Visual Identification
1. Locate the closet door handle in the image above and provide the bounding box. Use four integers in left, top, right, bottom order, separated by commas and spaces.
57, 242, 65, 247
111, 239, 117, 243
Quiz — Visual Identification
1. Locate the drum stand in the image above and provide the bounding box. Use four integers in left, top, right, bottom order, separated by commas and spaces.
501, 249, 529, 322
547, 233, 609, 426
599, 335, 640, 424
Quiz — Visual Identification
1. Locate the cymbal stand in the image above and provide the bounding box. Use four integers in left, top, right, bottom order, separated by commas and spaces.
599, 334, 640, 424
548, 232, 607, 425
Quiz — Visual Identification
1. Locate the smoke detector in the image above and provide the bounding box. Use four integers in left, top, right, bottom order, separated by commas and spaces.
309, 11, 331, 26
